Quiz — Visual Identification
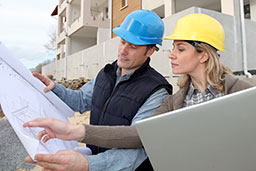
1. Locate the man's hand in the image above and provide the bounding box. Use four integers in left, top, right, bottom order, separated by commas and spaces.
24, 150, 89, 171
33, 72, 55, 92
23, 118, 85, 142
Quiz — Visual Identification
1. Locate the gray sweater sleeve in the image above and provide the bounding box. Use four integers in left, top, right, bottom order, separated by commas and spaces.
80, 88, 170, 149
81, 124, 143, 148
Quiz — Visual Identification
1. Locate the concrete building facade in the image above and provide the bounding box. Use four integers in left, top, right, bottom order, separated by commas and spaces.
43, 0, 256, 91
54, 0, 110, 77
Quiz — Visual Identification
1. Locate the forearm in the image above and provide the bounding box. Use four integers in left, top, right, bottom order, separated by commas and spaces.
81, 88, 169, 149
69, 124, 86, 141
81, 124, 142, 148
86, 148, 147, 171
52, 83, 88, 113
52, 78, 95, 113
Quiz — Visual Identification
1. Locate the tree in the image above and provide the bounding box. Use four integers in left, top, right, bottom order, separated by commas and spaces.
33, 59, 54, 74
44, 27, 56, 52
34, 26, 57, 73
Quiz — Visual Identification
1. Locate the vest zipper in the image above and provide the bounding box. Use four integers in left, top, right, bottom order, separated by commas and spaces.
98, 76, 132, 125
95, 84, 119, 154
98, 84, 118, 125
96, 79, 130, 153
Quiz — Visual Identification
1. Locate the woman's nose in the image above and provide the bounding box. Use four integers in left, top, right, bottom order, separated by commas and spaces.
168, 50, 176, 59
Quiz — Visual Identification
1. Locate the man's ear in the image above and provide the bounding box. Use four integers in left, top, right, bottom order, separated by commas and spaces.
199, 51, 210, 63
146, 46, 156, 57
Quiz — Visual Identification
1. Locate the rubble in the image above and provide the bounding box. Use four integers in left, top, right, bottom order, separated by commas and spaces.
56, 77, 90, 90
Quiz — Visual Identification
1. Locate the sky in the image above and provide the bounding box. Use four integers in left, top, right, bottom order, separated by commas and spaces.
0, 0, 58, 69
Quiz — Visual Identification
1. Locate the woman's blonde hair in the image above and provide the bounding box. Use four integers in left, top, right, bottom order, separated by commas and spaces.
177, 43, 232, 92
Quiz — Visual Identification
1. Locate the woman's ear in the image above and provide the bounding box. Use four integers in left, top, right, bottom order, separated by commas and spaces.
199, 51, 209, 63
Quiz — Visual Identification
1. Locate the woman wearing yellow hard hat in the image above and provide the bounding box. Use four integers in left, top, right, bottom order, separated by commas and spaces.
72, 13, 253, 147
150, 13, 253, 115
21, 13, 254, 170
72, 13, 253, 148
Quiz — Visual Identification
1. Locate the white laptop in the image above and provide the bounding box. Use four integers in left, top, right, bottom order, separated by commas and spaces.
135, 86, 256, 171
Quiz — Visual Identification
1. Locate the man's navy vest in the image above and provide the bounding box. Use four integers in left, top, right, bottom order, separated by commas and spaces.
88, 58, 172, 170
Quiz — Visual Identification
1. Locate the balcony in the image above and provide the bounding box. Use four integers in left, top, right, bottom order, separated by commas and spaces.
67, 0, 110, 36
56, 0, 110, 58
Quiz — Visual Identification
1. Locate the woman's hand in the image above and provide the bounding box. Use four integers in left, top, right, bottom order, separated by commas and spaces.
23, 118, 85, 142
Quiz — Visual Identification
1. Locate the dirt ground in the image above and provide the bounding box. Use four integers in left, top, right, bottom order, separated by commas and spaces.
1, 112, 90, 171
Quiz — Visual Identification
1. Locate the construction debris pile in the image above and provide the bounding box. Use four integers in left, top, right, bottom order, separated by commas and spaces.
56, 77, 90, 90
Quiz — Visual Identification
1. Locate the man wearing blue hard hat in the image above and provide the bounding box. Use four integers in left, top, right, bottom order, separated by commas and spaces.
25, 10, 172, 170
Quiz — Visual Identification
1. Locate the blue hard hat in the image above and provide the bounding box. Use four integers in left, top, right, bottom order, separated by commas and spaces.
113, 10, 164, 45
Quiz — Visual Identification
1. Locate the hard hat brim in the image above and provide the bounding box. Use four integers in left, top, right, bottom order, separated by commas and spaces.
113, 26, 162, 46
163, 35, 224, 52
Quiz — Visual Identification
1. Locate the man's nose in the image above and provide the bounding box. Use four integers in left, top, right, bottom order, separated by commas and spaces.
120, 43, 129, 54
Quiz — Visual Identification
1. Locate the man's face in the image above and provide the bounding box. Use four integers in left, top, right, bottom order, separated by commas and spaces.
117, 39, 153, 75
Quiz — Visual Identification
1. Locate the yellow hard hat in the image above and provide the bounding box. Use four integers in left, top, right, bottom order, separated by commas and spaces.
164, 13, 224, 51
